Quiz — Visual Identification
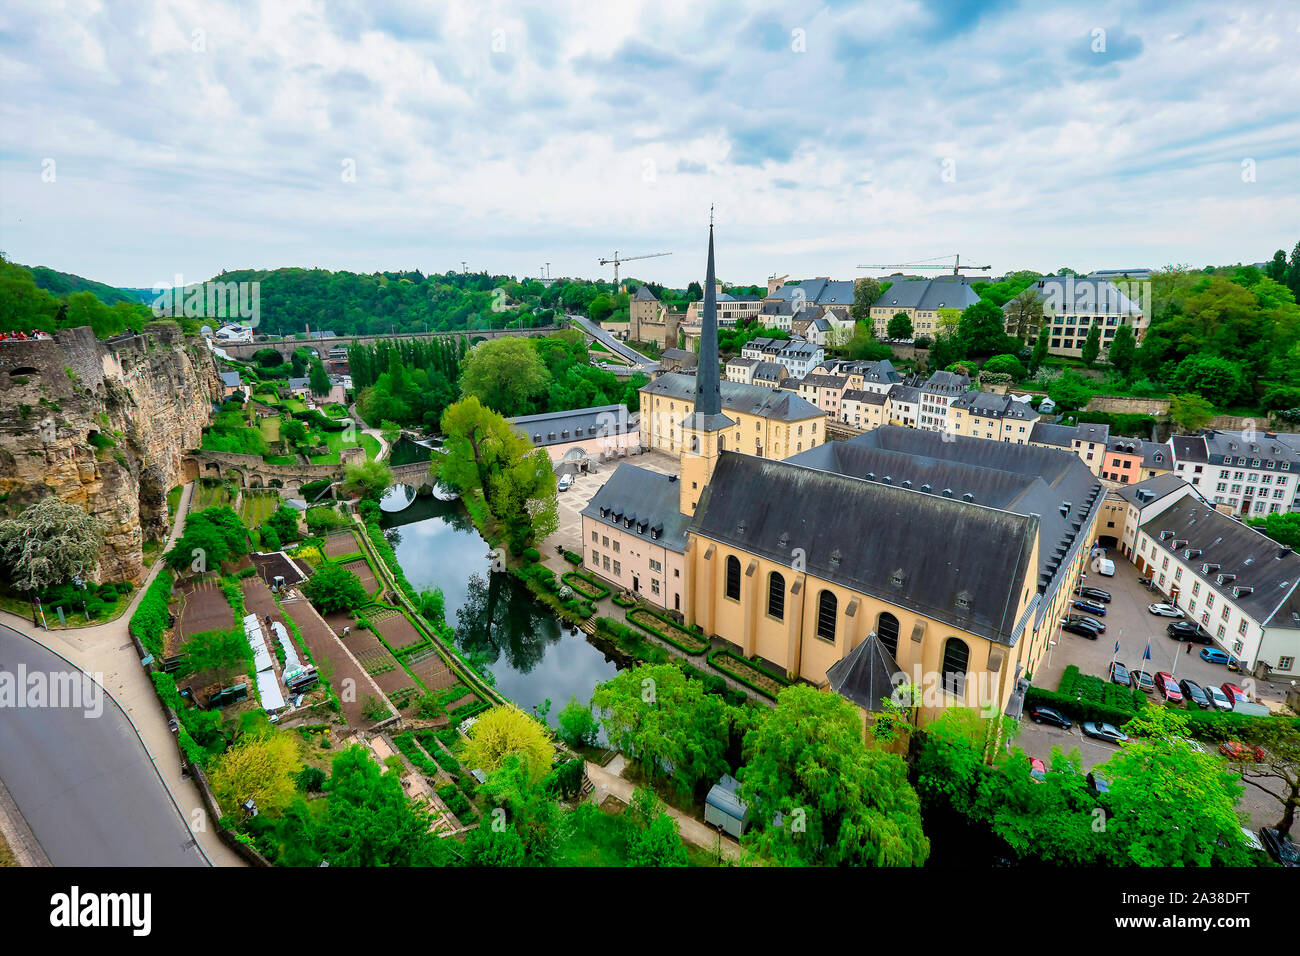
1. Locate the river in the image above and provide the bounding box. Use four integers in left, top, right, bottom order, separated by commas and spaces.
380, 493, 621, 728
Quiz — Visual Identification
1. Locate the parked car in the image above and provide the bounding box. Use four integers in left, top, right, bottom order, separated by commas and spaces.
1066, 614, 1106, 633
1178, 679, 1209, 708
1199, 647, 1231, 665
1167, 620, 1211, 643
1204, 684, 1234, 711
1076, 586, 1112, 603
1226, 655, 1242, 672
1260, 828, 1300, 868
557, 474, 573, 492
1027, 756, 1047, 783
1130, 669, 1157, 695
1073, 599, 1107, 616
1027, 705, 1071, 730
1221, 683, 1249, 706
1148, 603, 1184, 617
1082, 722, 1129, 744
1097, 557, 1116, 576
1218, 740, 1266, 762
1108, 660, 1130, 687
1062, 620, 1100, 639
1154, 671, 1183, 703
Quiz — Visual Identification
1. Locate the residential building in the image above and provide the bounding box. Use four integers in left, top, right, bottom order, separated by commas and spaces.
868, 276, 982, 338
916, 370, 971, 433
948, 391, 1039, 443
1099, 436, 1174, 486
885, 384, 921, 427
1131, 492, 1300, 679
752, 362, 787, 388
1019, 275, 1147, 360
508, 404, 640, 466
725, 356, 759, 384
1029, 421, 1110, 476
219, 370, 243, 401
1108, 473, 1196, 556
739, 337, 824, 378
1169, 428, 1300, 517
796, 373, 850, 419
840, 389, 888, 430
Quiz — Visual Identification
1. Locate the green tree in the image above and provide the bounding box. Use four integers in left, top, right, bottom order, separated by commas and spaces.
1107, 322, 1137, 376
1004, 287, 1044, 341
478, 754, 567, 864
1169, 354, 1247, 405
264, 505, 301, 544
850, 277, 882, 324
592, 664, 737, 798
0, 497, 105, 593
886, 311, 913, 340
210, 732, 303, 819
1236, 717, 1300, 837
165, 506, 248, 573
739, 685, 929, 867
463, 821, 527, 866
180, 628, 250, 684
1080, 323, 1101, 367
462, 704, 556, 782
281, 418, 308, 446
302, 561, 367, 613
956, 299, 1009, 357
981, 354, 1025, 379
624, 788, 688, 867
557, 695, 601, 749
1047, 370, 1093, 410
459, 337, 550, 416
1245, 512, 1300, 549
1168, 392, 1214, 432
1029, 327, 1050, 373
308, 357, 331, 397
341, 458, 393, 502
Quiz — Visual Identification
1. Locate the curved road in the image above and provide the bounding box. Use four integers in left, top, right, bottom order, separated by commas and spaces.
567, 314, 655, 367
0, 621, 208, 866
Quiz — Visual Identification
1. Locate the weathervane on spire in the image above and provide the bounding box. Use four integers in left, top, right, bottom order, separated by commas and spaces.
709, 203, 714, 227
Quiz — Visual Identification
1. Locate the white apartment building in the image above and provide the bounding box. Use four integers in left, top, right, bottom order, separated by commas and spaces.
1170, 429, 1300, 518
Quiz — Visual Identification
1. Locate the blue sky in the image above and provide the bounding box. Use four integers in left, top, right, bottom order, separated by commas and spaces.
0, 0, 1296, 288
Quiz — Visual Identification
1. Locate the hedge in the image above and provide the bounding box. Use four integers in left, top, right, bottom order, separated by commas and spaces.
129, 569, 175, 658
1024, 685, 1138, 727
625, 606, 709, 654
593, 616, 669, 664
707, 648, 791, 699
1058, 664, 1145, 713
611, 593, 637, 608
366, 522, 415, 599
675, 659, 750, 707
562, 550, 583, 565
561, 570, 611, 602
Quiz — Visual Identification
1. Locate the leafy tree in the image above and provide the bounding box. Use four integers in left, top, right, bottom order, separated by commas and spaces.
263, 505, 301, 544
557, 695, 601, 749
210, 732, 303, 819
1003, 287, 1045, 340
850, 277, 881, 324
1047, 370, 1093, 410
1168, 392, 1214, 432
341, 458, 393, 502
1080, 323, 1101, 367
1266, 249, 1288, 284
478, 754, 567, 864
1169, 354, 1247, 405
308, 357, 331, 397
886, 311, 913, 340
739, 685, 929, 867
956, 299, 1009, 357
281, 417, 308, 446
1029, 326, 1049, 373
462, 704, 556, 783
165, 506, 248, 573
624, 788, 688, 867
592, 664, 737, 798
686, 281, 703, 300
1107, 322, 1137, 376
981, 354, 1025, 379
180, 628, 250, 684
1245, 512, 1300, 549
0, 497, 105, 593
463, 821, 527, 866
459, 337, 550, 416
1234, 718, 1300, 837
302, 561, 367, 613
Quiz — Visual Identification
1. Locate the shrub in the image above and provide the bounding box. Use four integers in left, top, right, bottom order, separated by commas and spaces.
522, 547, 540, 563
562, 550, 583, 565
130, 569, 174, 657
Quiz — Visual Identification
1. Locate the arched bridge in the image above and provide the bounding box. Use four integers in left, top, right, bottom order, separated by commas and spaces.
216, 326, 561, 361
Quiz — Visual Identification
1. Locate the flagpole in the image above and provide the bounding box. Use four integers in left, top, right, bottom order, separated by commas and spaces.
1171, 638, 1182, 680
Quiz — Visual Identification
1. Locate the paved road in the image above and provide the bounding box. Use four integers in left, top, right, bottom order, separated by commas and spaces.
567, 314, 655, 367
0, 622, 208, 866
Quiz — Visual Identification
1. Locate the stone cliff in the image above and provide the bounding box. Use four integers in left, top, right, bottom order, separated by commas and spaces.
0, 324, 222, 582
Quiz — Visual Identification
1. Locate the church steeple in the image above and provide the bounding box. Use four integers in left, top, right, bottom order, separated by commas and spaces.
695, 215, 722, 417
679, 212, 735, 516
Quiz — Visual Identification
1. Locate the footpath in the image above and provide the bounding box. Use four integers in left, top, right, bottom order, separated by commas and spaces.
0, 482, 244, 867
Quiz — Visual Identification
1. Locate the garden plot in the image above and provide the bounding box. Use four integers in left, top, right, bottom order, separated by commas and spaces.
406, 647, 459, 691
371, 609, 428, 653
172, 579, 235, 652
341, 558, 379, 595
323, 531, 359, 559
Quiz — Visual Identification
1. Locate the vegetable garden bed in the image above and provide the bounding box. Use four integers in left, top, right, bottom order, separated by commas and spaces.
626, 607, 709, 655
562, 570, 611, 601
707, 648, 791, 699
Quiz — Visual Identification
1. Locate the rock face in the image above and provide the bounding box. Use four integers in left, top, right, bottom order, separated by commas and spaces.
0, 325, 221, 583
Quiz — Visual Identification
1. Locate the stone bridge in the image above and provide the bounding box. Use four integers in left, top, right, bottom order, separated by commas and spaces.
216, 325, 561, 361
391, 460, 435, 493
182, 450, 353, 491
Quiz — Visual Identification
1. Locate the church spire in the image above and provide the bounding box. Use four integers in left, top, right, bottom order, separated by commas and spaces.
695, 216, 721, 417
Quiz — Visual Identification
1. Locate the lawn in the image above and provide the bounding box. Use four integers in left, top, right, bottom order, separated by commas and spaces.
166, 485, 182, 517
193, 481, 233, 511
259, 417, 281, 442
239, 491, 280, 528
314, 430, 381, 463
285, 399, 308, 413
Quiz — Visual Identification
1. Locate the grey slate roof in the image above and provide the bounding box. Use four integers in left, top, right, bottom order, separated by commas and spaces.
921, 370, 970, 395
872, 276, 982, 312
888, 385, 921, 405
632, 285, 658, 301
825, 632, 902, 712
1028, 276, 1143, 316
726, 356, 759, 368
1140, 497, 1300, 629
582, 464, 692, 554
842, 389, 888, 406
288, 377, 310, 390
1030, 421, 1077, 448
786, 426, 1105, 613
1115, 473, 1188, 508
1173, 429, 1300, 471
799, 373, 846, 389
952, 391, 1038, 421
691, 449, 1040, 646
220, 371, 241, 388
509, 403, 634, 447
752, 362, 787, 383
640, 372, 821, 421
1105, 436, 1171, 469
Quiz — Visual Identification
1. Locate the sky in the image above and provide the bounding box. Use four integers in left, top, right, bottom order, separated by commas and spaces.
0, 0, 1297, 290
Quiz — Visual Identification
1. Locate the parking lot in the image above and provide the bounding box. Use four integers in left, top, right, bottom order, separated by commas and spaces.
548, 448, 680, 556
1019, 554, 1288, 831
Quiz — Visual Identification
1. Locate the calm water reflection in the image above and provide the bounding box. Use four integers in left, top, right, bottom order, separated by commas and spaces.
382, 494, 620, 726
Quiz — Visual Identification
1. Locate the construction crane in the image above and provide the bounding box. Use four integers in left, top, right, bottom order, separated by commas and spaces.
598, 250, 672, 290
856, 253, 990, 276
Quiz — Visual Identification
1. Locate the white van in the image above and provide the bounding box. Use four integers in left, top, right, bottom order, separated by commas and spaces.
1098, 557, 1115, 577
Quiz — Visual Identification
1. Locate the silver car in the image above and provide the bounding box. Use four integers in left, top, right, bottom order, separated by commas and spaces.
1148, 603, 1184, 617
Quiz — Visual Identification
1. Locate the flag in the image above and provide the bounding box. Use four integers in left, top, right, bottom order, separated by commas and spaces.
1143, 641, 1151, 661
1114, 640, 1120, 654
